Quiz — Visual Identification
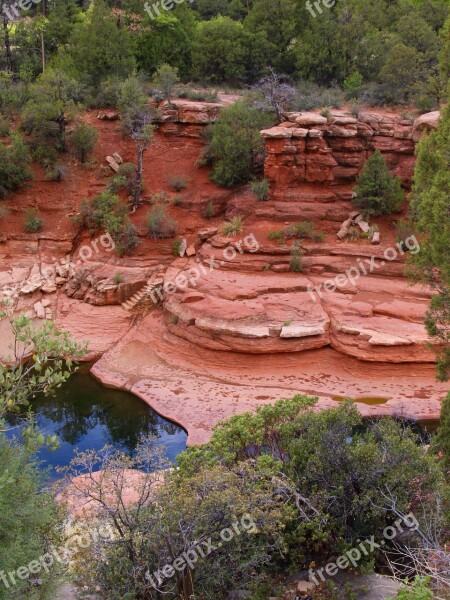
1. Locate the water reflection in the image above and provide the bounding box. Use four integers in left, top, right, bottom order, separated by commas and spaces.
5, 363, 187, 478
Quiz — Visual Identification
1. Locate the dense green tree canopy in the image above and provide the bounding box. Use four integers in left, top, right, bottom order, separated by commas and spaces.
411, 101, 450, 380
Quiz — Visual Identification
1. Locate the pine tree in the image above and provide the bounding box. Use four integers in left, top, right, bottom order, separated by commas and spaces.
353, 150, 404, 216
432, 391, 450, 468
411, 100, 450, 381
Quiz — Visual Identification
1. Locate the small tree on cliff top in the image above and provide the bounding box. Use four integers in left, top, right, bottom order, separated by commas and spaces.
152, 63, 179, 106
118, 76, 153, 209
353, 150, 404, 217
251, 68, 297, 123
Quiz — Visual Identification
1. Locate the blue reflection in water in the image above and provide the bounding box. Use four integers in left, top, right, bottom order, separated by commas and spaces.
5, 363, 187, 480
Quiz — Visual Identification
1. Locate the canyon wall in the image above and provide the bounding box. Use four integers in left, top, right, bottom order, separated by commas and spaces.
259, 110, 440, 223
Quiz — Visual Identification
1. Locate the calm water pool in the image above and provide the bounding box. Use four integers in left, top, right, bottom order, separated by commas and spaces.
5, 364, 187, 479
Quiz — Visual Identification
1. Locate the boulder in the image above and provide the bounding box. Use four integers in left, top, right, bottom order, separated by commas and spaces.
295, 113, 328, 126
260, 127, 292, 139
179, 238, 187, 257
41, 283, 57, 294
291, 128, 309, 138
97, 111, 119, 121
412, 111, 441, 141
112, 152, 123, 164
198, 227, 218, 241
21, 280, 42, 294
186, 245, 196, 257
307, 128, 323, 138
106, 156, 120, 172
357, 221, 370, 233
371, 231, 380, 244
337, 218, 353, 240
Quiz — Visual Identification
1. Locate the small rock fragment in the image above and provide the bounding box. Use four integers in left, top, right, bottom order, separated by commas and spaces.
357, 221, 370, 233
34, 301, 45, 319
106, 156, 120, 172
179, 239, 187, 257
371, 231, 380, 244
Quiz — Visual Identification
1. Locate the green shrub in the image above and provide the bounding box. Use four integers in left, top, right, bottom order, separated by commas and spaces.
350, 103, 362, 119
343, 72, 364, 98
249, 178, 270, 201
387, 577, 433, 599
177, 87, 219, 102
113, 273, 124, 284
0, 134, 32, 198
149, 191, 169, 205
71, 123, 99, 163
222, 216, 243, 237
286, 221, 325, 242
78, 191, 139, 255
269, 230, 286, 244
353, 151, 404, 216
23, 208, 44, 233
107, 163, 136, 194
320, 106, 332, 119
147, 205, 178, 239
270, 222, 324, 244
203, 201, 216, 219
431, 391, 450, 469
173, 238, 182, 256
413, 94, 436, 113
88, 77, 121, 108
79, 190, 126, 233
113, 219, 140, 256
290, 243, 303, 272
208, 101, 274, 187
0, 437, 62, 600
292, 82, 345, 111
32, 143, 58, 167
0, 116, 9, 137
167, 174, 189, 192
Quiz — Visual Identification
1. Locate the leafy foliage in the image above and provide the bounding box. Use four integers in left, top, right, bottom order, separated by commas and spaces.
152, 63, 179, 105
208, 101, 274, 187
21, 69, 80, 151
353, 150, 404, 216
249, 178, 270, 201
432, 391, 450, 469
71, 122, 98, 163
222, 215, 243, 237
411, 101, 450, 380
0, 437, 63, 600
0, 134, 32, 198
23, 208, 43, 233
79, 191, 140, 255
147, 204, 178, 239
63, 440, 287, 600
178, 396, 443, 567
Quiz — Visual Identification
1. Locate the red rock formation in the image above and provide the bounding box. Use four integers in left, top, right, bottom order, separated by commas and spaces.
261, 110, 439, 222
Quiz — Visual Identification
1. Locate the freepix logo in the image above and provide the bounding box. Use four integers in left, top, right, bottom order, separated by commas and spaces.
146, 514, 257, 590
2, 0, 42, 22
144, 0, 193, 20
